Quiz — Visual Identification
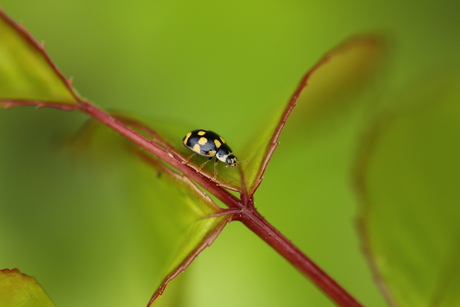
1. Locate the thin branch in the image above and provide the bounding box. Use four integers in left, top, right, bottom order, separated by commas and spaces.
0, 99, 81, 111
353, 114, 396, 307
249, 54, 332, 196
249, 36, 383, 197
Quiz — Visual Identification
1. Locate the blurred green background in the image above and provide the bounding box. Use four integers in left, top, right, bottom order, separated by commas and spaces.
0, 1, 459, 306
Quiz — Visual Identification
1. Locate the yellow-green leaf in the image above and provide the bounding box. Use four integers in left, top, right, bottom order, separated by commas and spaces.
355, 77, 460, 306
0, 11, 77, 105
121, 150, 234, 306
242, 35, 386, 196
0, 268, 55, 307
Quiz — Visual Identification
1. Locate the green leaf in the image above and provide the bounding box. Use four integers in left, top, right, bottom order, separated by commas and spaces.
116, 151, 234, 306
242, 35, 386, 196
148, 208, 232, 305
0, 268, 55, 307
0, 11, 77, 106
67, 117, 235, 305
355, 77, 460, 306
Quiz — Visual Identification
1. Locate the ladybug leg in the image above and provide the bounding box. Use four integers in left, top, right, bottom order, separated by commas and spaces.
197, 156, 212, 172
182, 153, 197, 164
212, 159, 219, 180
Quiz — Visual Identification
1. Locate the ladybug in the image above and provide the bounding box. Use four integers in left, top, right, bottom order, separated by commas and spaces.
182, 129, 238, 178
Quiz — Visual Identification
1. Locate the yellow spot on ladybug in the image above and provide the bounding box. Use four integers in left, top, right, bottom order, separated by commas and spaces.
214, 139, 222, 148
192, 144, 201, 153
183, 132, 192, 144
198, 131, 206, 136
208, 150, 216, 155
220, 136, 226, 144
198, 137, 207, 145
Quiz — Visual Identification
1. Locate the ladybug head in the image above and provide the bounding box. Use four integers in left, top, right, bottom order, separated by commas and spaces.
225, 154, 238, 167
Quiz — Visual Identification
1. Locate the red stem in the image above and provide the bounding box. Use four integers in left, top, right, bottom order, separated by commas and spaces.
236, 205, 363, 307
81, 101, 363, 307
1, 10, 367, 306
4, 88, 364, 307
4, 98, 364, 306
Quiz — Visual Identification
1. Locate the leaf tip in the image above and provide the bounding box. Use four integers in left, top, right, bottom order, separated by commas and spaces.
1, 267, 20, 274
